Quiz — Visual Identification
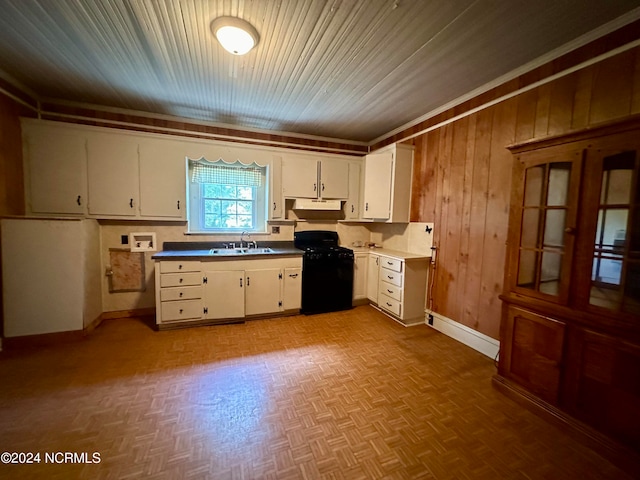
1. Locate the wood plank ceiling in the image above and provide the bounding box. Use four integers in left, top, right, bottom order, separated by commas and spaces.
0, 0, 639, 143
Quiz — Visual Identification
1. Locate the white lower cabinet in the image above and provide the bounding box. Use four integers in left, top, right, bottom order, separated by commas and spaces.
353, 252, 368, 302
245, 268, 282, 316
155, 256, 302, 327
283, 267, 302, 310
376, 255, 428, 326
203, 270, 245, 320
367, 254, 380, 303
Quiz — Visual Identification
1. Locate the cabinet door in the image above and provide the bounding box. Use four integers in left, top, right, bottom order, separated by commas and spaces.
363, 152, 393, 219
344, 161, 361, 219
353, 253, 368, 300
500, 306, 565, 405
245, 268, 282, 316
269, 155, 283, 219
139, 140, 186, 219
282, 157, 318, 198
320, 159, 349, 199
508, 147, 582, 304
367, 254, 380, 303
87, 133, 139, 216
283, 267, 302, 310
203, 270, 245, 319
563, 327, 640, 447
25, 127, 87, 215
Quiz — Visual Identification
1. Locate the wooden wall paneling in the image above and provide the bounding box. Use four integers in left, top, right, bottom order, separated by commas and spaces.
631, 46, 640, 115
476, 98, 517, 339
410, 135, 430, 222
442, 117, 469, 321
460, 108, 493, 330
589, 49, 635, 125
514, 89, 538, 144
431, 123, 454, 315
534, 83, 552, 139
547, 72, 578, 137
571, 66, 594, 131
455, 115, 477, 323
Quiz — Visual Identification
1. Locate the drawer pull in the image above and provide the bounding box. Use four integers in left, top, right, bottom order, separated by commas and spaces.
179, 292, 183, 297
387, 275, 393, 279
289, 273, 298, 278
179, 278, 183, 283
179, 309, 183, 314
178, 264, 183, 270
386, 302, 392, 307
387, 289, 393, 293
387, 261, 393, 265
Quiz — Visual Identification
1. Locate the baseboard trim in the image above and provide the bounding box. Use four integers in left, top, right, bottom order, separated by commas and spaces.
425, 310, 500, 359
0, 308, 157, 351
492, 375, 640, 477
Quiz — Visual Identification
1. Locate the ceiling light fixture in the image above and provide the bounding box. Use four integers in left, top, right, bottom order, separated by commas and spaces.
210, 16, 259, 55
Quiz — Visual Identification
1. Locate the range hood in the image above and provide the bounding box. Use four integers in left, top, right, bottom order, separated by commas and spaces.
292, 199, 342, 211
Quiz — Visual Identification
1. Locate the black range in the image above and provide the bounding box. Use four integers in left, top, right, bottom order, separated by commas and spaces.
294, 230, 354, 315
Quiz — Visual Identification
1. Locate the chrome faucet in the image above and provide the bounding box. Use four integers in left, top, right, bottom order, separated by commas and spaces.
240, 231, 250, 249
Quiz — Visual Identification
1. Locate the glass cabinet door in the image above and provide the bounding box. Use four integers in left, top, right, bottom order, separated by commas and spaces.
585, 146, 640, 315
513, 149, 582, 303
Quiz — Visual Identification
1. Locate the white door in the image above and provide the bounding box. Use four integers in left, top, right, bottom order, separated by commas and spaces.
282, 157, 318, 198
203, 270, 245, 319
319, 159, 349, 199
26, 127, 87, 215
283, 267, 302, 310
245, 268, 282, 316
139, 140, 186, 219
87, 133, 139, 216
363, 152, 393, 219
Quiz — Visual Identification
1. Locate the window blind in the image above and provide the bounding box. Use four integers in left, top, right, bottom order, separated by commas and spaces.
191, 161, 262, 186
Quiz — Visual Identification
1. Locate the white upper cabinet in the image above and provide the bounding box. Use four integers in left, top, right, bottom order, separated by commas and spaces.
139, 139, 186, 219
22, 120, 87, 215
282, 157, 318, 198
269, 155, 284, 219
363, 143, 414, 223
87, 133, 139, 217
282, 156, 349, 199
344, 161, 361, 220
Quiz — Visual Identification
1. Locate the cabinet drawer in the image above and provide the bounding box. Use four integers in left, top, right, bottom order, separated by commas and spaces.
161, 300, 202, 322
160, 286, 201, 302
380, 257, 402, 273
379, 281, 402, 301
160, 272, 201, 288
380, 267, 403, 287
379, 293, 401, 317
160, 261, 200, 273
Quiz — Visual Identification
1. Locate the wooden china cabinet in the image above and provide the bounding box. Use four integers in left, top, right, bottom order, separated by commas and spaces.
496, 116, 640, 464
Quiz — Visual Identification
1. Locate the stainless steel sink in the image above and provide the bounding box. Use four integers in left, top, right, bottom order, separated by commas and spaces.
208, 247, 274, 256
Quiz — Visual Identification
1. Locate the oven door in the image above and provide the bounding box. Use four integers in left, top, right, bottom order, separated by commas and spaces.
301, 253, 354, 314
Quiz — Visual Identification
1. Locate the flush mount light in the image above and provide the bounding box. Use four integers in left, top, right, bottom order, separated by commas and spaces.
210, 16, 259, 55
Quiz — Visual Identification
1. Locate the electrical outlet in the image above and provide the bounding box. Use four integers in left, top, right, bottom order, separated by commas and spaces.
271, 226, 280, 234
121, 235, 129, 245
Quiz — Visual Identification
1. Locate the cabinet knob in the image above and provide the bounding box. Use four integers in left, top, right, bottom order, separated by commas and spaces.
179, 309, 183, 314
179, 278, 183, 283
179, 292, 183, 297
129, 198, 134, 208
565, 227, 576, 235
77, 195, 82, 206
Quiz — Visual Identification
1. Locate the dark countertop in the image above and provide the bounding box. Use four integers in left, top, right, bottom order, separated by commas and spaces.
152, 241, 303, 260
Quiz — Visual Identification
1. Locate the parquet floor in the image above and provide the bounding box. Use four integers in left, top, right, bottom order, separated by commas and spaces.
0, 306, 631, 479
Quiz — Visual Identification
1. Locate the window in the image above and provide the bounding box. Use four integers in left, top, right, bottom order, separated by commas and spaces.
187, 159, 267, 233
